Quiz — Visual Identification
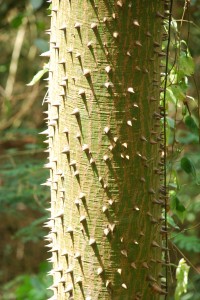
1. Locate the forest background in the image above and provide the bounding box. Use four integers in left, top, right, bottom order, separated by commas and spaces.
0, 0, 199, 299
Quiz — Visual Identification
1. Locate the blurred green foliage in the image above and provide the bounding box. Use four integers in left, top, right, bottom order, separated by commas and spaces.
161, 2, 200, 297
0, 0, 51, 297
1, 262, 52, 300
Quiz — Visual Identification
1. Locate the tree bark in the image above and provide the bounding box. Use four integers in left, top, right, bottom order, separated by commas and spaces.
45, 0, 167, 299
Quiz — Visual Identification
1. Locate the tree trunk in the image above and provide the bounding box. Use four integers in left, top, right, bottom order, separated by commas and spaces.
45, 0, 167, 299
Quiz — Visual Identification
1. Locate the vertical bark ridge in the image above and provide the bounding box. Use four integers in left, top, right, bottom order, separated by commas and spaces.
45, 0, 167, 299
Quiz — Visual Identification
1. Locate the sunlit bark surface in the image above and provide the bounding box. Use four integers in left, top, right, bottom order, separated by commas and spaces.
45, 0, 166, 299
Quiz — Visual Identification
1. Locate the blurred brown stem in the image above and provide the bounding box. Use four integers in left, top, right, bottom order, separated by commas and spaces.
5, 18, 27, 99
0, 84, 39, 130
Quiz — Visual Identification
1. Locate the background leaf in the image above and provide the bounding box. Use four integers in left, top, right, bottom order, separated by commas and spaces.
185, 115, 199, 134
175, 259, 190, 300
181, 157, 196, 178
27, 68, 48, 86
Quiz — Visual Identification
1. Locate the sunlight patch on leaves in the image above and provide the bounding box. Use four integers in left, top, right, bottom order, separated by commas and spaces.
175, 259, 190, 300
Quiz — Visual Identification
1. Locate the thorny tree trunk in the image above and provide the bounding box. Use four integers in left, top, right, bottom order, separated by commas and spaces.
44, 0, 168, 299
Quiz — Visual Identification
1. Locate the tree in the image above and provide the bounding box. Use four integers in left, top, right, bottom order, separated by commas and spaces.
44, 0, 169, 299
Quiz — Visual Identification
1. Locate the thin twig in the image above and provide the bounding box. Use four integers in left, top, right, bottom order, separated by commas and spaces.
163, 0, 174, 297
169, 240, 200, 274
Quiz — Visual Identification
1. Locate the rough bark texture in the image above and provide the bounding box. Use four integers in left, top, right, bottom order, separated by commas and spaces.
45, 0, 166, 299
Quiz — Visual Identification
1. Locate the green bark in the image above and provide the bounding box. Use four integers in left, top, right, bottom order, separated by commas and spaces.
45, 0, 167, 299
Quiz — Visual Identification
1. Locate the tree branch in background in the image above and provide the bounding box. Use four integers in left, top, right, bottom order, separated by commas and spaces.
0, 84, 39, 130
5, 17, 27, 99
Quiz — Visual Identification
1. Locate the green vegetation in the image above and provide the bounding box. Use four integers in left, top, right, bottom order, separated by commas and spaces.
1, 262, 52, 300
